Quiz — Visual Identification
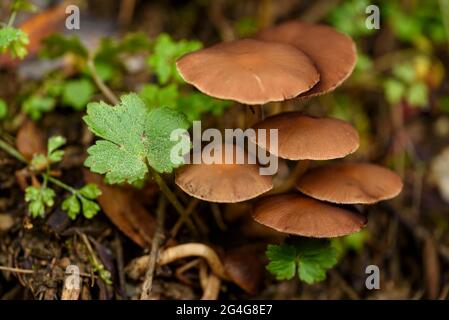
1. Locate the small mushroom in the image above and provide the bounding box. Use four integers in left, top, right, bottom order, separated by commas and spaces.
296, 163, 403, 204
255, 21, 356, 98
176, 39, 319, 105
252, 194, 367, 237
175, 143, 273, 203
251, 111, 359, 160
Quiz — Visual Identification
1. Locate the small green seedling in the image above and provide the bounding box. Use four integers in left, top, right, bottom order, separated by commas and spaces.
24, 136, 101, 219
0, 0, 36, 59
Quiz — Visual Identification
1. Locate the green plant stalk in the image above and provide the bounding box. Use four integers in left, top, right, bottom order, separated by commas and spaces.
87, 58, 120, 105
0, 137, 81, 195
440, 0, 449, 49
0, 137, 27, 163
7, 10, 17, 28
150, 167, 197, 235
46, 175, 77, 193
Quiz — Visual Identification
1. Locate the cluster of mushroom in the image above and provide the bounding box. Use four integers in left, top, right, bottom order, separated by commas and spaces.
174, 21, 403, 239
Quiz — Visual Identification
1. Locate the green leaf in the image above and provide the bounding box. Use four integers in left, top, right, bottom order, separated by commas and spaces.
148, 33, 202, 84
384, 78, 405, 105
178, 92, 231, 122
295, 239, 338, 284
22, 96, 55, 120
30, 154, 47, 170
79, 183, 101, 199
47, 135, 66, 163
145, 106, 191, 172
266, 244, 297, 280
25, 186, 55, 218
406, 82, 428, 107
0, 99, 7, 119
62, 194, 81, 220
392, 63, 416, 84
48, 136, 66, 154
139, 83, 179, 109
80, 197, 100, 219
0, 27, 29, 59
62, 79, 95, 110
84, 94, 191, 184
40, 34, 88, 59
266, 238, 338, 285
11, 0, 38, 12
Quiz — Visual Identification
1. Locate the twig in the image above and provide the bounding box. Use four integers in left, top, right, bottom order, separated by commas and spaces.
87, 58, 120, 105
158, 243, 229, 281
141, 196, 166, 299
170, 198, 200, 238
0, 138, 27, 164
118, 0, 137, 28
114, 233, 128, 300
211, 203, 227, 231
0, 265, 95, 278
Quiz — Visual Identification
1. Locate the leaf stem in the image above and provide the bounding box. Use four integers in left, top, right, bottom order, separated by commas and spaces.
7, 10, 17, 28
0, 137, 27, 163
150, 168, 197, 235
87, 58, 120, 105
45, 174, 77, 193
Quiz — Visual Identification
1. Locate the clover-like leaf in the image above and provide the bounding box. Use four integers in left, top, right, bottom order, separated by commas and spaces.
266, 238, 338, 285
84, 93, 191, 184
266, 244, 297, 280
79, 183, 102, 199
62, 194, 81, 220
0, 27, 29, 59
25, 186, 56, 218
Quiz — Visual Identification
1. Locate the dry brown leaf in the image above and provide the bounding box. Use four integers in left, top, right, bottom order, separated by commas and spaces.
16, 119, 46, 161
83, 170, 156, 248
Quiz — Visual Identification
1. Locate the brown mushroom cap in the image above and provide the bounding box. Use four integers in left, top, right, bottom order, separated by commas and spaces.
296, 163, 403, 204
252, 194, 367, 237
251, 111, 359, 160
255, 21, 356, 98
176, 39, 319, 105
175, 144, 273, 203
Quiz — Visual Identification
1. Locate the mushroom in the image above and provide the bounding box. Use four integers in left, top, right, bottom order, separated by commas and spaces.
176, 38, 319, 105
296, 163, 403, 204
252, 193, 367, 237
251, 111, 359, 160
175, 143, 273, 203
255, 21, 357, 98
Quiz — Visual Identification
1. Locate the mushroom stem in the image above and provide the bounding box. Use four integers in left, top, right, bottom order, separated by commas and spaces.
150, 168, 197, 235
158, 243, 230, 281
245, 105, 264, 128
270, 160, 310, 194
